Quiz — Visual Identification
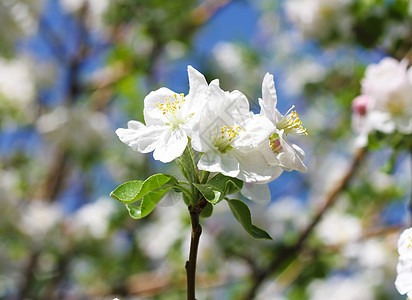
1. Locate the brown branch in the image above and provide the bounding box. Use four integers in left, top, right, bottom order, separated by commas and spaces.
185, 200, 206, 300
243, 147, 367, 300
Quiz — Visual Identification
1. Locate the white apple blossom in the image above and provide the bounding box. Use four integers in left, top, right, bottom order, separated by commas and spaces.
68, 197, 116, 239
285, 0, 353, 41
352, 57, 412, 145
116, 65, 208, 163
60, 0, 109, 30
316, 211, 362, 246
191, 79, 276, 183
36, 105, 109, 152
308, 274, 375, 300
395, 228, 412, 298
258, 73, 307, 174
20, 201, 63, 240
0, 56, 35, 110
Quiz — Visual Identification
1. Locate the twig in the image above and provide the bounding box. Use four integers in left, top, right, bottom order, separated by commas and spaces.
185, 201, 205, 300
244, 147, 367, 300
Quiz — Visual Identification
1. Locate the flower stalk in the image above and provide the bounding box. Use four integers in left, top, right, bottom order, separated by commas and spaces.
185, 198, 207, 300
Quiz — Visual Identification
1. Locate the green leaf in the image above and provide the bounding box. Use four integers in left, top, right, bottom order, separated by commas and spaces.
193, 173, 243, 204
208, 173, 243, 196
192, 183, 222, 204
200, 202, 213, 218
110, 174, 178, 204
126, 188, 169, 219
176, 145, 198, 184
226, 199, 272, 240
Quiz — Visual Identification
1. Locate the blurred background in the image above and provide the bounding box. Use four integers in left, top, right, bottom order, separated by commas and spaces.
1, 0, 412, 299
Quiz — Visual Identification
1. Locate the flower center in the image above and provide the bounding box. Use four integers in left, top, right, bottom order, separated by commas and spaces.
214, 125, 242, 153
268, 132, 284, 154
407, 234, 412, 249
276, 105, 308, 136
156, 93, 190, 129
385, 97, 404, 116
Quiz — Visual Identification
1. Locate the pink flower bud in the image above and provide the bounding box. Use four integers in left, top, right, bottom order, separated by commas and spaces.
352, 95, 369, 116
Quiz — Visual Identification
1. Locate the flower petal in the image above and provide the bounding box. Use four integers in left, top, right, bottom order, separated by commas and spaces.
398, 228, 412, 259
395, 258, 412, 295
278, 133, 307, 172
143, 87, 178, 126
241, 182, 271, 204
259, 73, 282, 123
235, 115, 275, 150
198, 151, 240, 178
186, 65, 208, 104
115, 121, 166, 153
153, 128, 188, 163
234, 149, 281, 183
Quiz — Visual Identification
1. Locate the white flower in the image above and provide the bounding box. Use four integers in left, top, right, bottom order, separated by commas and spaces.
191, 79, 275, 183
316, 211, 362, 246
396, 257, 412, 299
395, 228, 412, 298
285, 0, 353, 40
398, 227, 412, 260
69, 197, 115, 239
36, 105, 109, 152
212, 42, 243, 74
20, 201, 63, 239
308, 274, 375, 300
60, 0, 109, 30
116, 65, 208, 163
361, 58, 408, 97
0, 56, 35, 109
354, 57, 412, 138
258, 73, 307, 174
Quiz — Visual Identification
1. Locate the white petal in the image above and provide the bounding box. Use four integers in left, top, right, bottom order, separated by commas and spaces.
278, 134, 307, 173
115, 122, 166, 153
186, 65, 208, 103
395, 258, 412, 295
227, 89, 251, 122
235, 115, 275, 150
260, 73, 278, 119
259, 73, 283, 123
153, 128, 188, 163
241, 182, 271, 204
234, 149, 279, 183
143, 87, 178, 126
198, 151, 239, 177
398, 228, 412, 259
127, 120, 144, 130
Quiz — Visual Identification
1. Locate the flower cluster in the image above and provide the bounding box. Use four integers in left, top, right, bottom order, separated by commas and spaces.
395, 227, 412, 298
116, 66, 307, 202
352, 57, 412, 147
285, 0, 354, 41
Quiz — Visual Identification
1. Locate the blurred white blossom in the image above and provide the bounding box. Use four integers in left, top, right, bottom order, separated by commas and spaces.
285, 0, 353, 41
395, 227, 412, 298
140, 201, 187, 260
0, 56, 36, 109
352, 57, 412, 146
316, 211, 362, 246
36, 105, 110, 152
20, 201, 63, 239
213, 42, 244, 74
284, 60, 326, 95
264, 196, 308, 237
344, 238, 390, 270
60, 0, 109, 30
308, 274, 375, 300
69, 197, 116, 239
